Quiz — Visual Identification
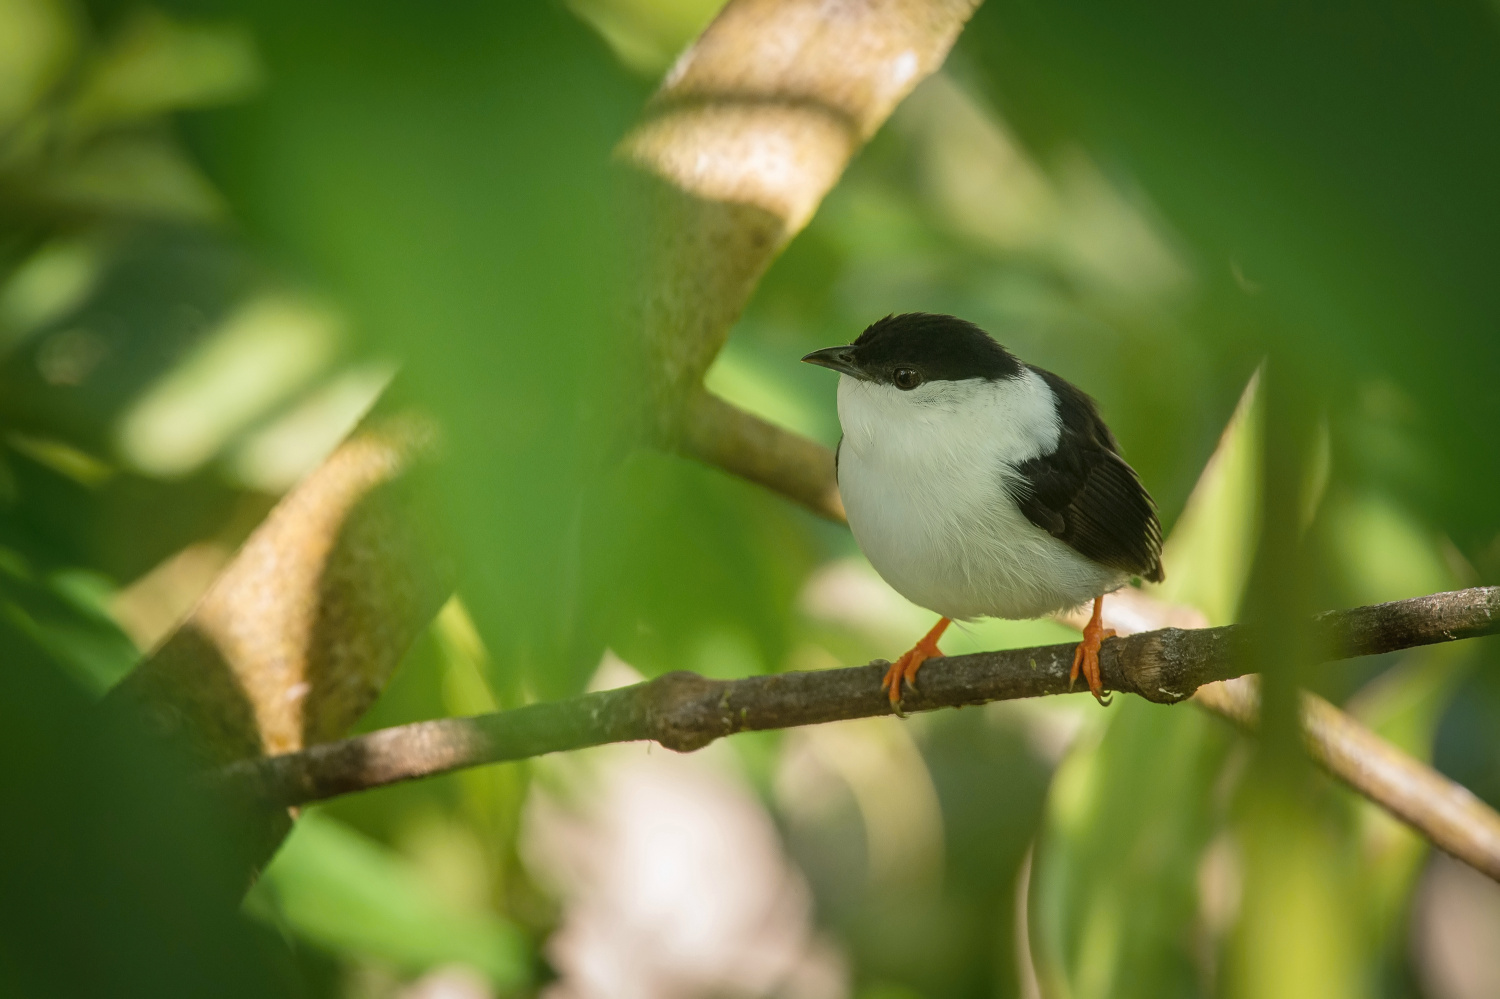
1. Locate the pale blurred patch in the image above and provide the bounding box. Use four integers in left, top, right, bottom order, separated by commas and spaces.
777, 718, 944, 898
584, 647, 646, 693
991, 696, 1091, 766
228, 360, 395, 493
1052, 585, 1209, 636
525, 654, 848, 999
396, 965, 494, 999
1014, 848, 1042, 999
799, 557, 930, 649
1194, 832, 1243, 994
1412, 852, 1500, 999
398, 814, 498, 918
800, 556, 1078, 656
117, 292, 342, 477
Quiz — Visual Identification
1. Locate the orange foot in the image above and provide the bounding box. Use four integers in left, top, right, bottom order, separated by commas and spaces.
882, 617, 951, 710
1070, 596, 1116, 706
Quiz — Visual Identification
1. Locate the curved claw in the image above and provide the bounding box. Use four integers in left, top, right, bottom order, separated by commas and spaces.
882, 616, 952, 711
1070, 596, 1115, 706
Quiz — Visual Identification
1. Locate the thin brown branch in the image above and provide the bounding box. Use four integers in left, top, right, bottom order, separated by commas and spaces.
225, 587, 1499, 815
677, 389, 844, 520
1194, 677, 1500, 881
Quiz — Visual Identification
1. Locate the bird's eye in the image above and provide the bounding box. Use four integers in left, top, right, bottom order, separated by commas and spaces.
893, 367, 922, 390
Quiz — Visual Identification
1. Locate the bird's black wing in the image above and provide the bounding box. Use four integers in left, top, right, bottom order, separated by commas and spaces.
1005, 367, 1165, 582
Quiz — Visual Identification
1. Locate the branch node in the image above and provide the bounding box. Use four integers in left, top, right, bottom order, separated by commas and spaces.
643, 670, 730, 752
1110, 628, 1195, 703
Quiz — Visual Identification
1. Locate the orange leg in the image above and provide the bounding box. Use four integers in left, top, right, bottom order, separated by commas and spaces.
882, 616, 951, 708
1070, 596, 1116, 705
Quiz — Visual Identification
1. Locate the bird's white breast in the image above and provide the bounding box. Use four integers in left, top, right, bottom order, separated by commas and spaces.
835, 370, 1124, 621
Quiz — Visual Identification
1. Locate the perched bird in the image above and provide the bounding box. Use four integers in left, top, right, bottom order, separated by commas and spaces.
803, 313, 1164, 707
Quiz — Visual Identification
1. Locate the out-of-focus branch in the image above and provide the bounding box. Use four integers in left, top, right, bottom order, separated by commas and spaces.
1194, 677, 1500, 881
1085, 586, 1500, 882
226, 589, 1499, 832
110, 413, 449, 766
621, 0, 981, 432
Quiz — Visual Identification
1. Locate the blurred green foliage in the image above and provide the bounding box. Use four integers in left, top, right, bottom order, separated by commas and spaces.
247, 811, 529, 988
0, 614, 304, 997
2, 0, 1499, 996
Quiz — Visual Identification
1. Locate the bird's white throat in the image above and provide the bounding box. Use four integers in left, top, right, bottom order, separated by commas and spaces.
835, 369, 1125, 621
836, 369, 1060, 466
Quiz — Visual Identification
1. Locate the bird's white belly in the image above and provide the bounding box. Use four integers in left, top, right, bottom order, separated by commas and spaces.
835, 376, 1124, 621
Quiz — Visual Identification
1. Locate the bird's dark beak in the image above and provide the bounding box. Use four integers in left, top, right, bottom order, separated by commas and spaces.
801, 345, 864, 378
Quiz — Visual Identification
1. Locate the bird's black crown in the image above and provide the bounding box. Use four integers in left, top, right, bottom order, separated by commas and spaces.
852, 313, 1022, 384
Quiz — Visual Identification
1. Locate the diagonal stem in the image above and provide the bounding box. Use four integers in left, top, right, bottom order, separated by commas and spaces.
1194, 677, 1500, 881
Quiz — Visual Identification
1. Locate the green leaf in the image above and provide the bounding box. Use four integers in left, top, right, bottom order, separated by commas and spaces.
1029, 702, 1231, 999
247, 810, 529, 989
70, 9, 262, 128
0, 547, 139, 694
0, 614, 303, 997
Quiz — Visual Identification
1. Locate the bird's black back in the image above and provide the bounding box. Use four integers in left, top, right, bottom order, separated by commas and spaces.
1006, 366, 1165, 583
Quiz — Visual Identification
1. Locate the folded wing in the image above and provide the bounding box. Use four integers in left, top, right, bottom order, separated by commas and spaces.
1006, 367, 1164, 583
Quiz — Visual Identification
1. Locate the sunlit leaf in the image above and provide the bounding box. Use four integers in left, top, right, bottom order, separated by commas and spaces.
0, 0, 76, 129
70, 9, 262, 128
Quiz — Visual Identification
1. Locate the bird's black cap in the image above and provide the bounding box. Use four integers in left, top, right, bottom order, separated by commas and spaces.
803, 313, 1023, 385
